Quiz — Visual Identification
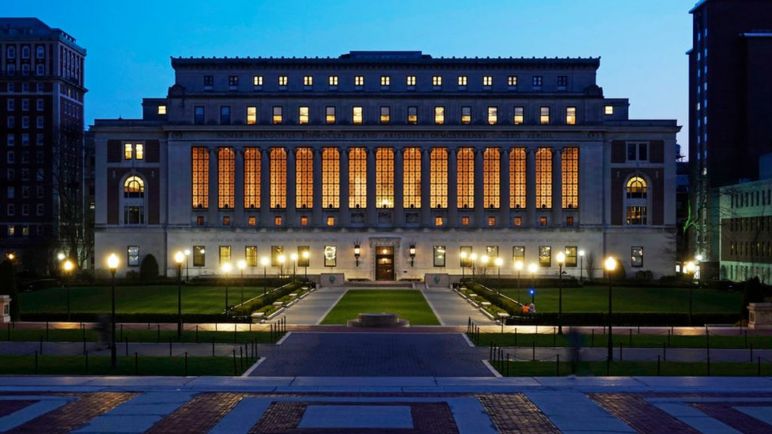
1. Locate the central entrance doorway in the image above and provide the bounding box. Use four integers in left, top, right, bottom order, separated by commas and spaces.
375, 246, 395, 280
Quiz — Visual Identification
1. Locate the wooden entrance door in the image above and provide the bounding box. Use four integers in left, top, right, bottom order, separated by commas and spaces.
375, 246, 395, 280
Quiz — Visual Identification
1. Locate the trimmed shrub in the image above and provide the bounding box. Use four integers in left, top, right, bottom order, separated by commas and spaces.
139, 255, 159, 282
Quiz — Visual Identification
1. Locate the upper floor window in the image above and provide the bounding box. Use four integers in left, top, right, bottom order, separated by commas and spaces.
380, 75, 390, 87
461, 106, 471, 125
533, 75, 543, 88
432, 75, 442, 87
124, 143, 144, 160
36, 46, 45, 59
157, 105, 167, 115
483, 76, 493, 87
272, 106, 283, 124
219, 105, 231, 124
6, 46, 15, 59
407, 106, 418, 125
203, 75, 213, 87
604, 105, 614, 115
627, 142, 648, 161
246, 106, 257, 125
328, 75, 338, 86
380, 106, 390, 124
253, 75, 263, 86
194, 106, 205, 124
406, 75, 416, 86
278, 75, 288, 87
325, 106, 336, 124
514, 106, 524, 125
228, 75, 239, 87
539, 106, 550, 125
487, 107, 498, 125
303, 75, 313, 87
626, 176, 648, 199
457, 75, 468, 86
298, 106, 309, 125
434, 106, 445, 125
566, 107, 576, 125
507, 75, 518, 87
352, 106, 363, 125
557, 75, 568, 88
354, 75, 364, 87
124, 176, 144, 198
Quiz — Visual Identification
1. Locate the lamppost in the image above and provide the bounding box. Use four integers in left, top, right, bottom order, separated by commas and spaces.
556, 252, 565, 335
459, 251, 468, 278
302, 250, 310, 280
106, 253, 119, 369
470, 253, 478, 278
409, 244, 416, 267
604, 256, 617, 363
237, 259, 247, 307
514, 260, 523, 302
277, 254, 286, 279
290, 253, 298, 280
183, 249, 191, 281
174, 251, 185, 338
260, 256, 270, 294
494, 257, 503, 280
685, 260, 697, 325
62, 259, 75, 321
578, 250, 585, 283
221, 262, 232, 313
480, 255, 489, 277
528, 262, 538, 304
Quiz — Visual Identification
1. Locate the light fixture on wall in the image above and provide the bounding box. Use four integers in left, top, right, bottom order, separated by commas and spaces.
354, 244, 361, 267
409, 244, 416, 267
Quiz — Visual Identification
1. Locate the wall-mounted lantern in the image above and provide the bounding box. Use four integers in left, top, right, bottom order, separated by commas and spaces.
409, 244, 416, 267
354, 244, 361, 267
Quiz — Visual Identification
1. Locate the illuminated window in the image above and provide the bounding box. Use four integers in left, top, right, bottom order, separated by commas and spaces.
376, 148, 394, 208
430, 148, 448, 208
483, 75, 492, 86
298, 106, 309, 125
458, 75, 468, 86
432, 75, 442, 87
298, 246, 310, 266
295, 147, 313, 209
303, 75, 313, 86
461, 106, 471, 124
322, 148, 340, 208
380, 106, 390, 124
551, 146, 576, 210
539, 107, 550, 124
218, 245, 231, 265
348, 147, 367, 208
246, 106, 257, 125
270, 148, 287, 208
535, 148, 552, 208
406, 75, 416, 86
329, 75, 338, 86
271, 245, 284, 265
513, 246, 525, 262
626, 206, 647, 225
157, 105, 166, 115
247, 216, 257, 226
539, 216, 548, 226
461, 216, 471, 226
566, 215, 574, 226
457, 147, 474, 208
325, 106, 336, 124
487, 106, 497, 125
274, 216, 283, 226
566, 107, 576, 125
380, 75, 390, 86
604, 105, 614, 115
483, 148, 500, 208
223, 215, 231, 225
510, 148, 526, 209
539, 245, 551, 267
459, 246, 473, 267
245, 246, 257, 266
124, 176, 144, 198
354, 75, 364, 87
403, 147, 421, 208
513, 216, 522, 226
278, 75, 288, 86
352, 106, 363, 125
487, 216, 497, 226
326, 216, 336, 226
217, 148, 235, 209
124, 143, 133, 160
135, 143, 144, 160
191, 147, 209, 209
565, 246, 577, 267
434, 106, 445, 125
407, 106, 418, 124
253, 75, 263, 86
507, 75, 518, 87
626, 176, 647, 198
433, 246, 446, 267
300, 216, 309, 226
435, 216, 444, 227
243, 148, 260, 209
272, 106, 282, 124
514, 106, 524, 125
631, 246, 644, 268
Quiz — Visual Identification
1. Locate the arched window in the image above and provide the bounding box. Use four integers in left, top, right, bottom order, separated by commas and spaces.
124, 176, 144, 198
626, 176, 647, 199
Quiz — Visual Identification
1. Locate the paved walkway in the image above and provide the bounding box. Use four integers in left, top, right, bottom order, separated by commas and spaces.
281, 287, 347, 325
421, 287, 495, 326
1, 377, 772, 433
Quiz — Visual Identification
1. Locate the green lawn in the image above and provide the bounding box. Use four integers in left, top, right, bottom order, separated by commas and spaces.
321, 289, 440, 325
1, 328, 283, 344
19, 285, 267, 315
490, 360, 771, 377
494, 286, 742, 314
0, 355, 251, 376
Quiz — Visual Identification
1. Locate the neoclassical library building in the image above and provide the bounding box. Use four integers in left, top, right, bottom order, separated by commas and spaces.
93, 51, 678, 279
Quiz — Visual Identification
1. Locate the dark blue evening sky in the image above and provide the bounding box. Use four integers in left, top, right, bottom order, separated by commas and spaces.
5, 0, 693, 148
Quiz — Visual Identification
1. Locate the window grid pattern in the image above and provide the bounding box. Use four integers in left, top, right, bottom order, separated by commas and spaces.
217, 148, 235, 209
270, 148, 287, 208
295, 148, 313, 208
483, 148, 500, 208
403, 147, 421, 209
430, 148, 448, 208
375, 148, 394, 208
243, 148, 260, 209
535, 148, 553, 208
348, 148, 367, 208
561, 147, 579, 209
457, 148, 475, 208
510, 148, 526, 209
322, 148, 340, 208
191, 147, 209, 209
245, 246, 257, 267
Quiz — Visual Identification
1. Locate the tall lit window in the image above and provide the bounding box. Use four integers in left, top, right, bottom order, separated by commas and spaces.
483, 148, 500, 208
298, 106, 309, 125
272, 106, 282, 124
135, 144, 144, 160
352, 106, 363, 125
457, 147, 474, 208
514, 106, 524, 125
566, 107, 576, 125
513, 246, 525, 263
458, 75, 468, 86
217, 148, 235, 209
124, 143, 133, 160
270, 148, 287, 208
461, 106, 471, 124
246, 106, 257, 125
278, 75, 288, 86
380, 106, 390, 124
406, 75, 416, 86
510, 148, 526, 209
561, 147, 579, 209
295, 147, 313, 209
354, 75, 364, 86
244, 148, 260, 209
403, 147, 421, 208
626, 206, 647, 225
535, 148, 552, 208
625, 176, 648, 225
539, 106, 550, 124
253, 75, 263, 86
483, 75, 493, 86
430, 148, 448, 208
434, 106, 445, 125
325, 106, 336, 124
303, 75, 313, 86
375, 148, 394, 208
322, 148, 340, 208
407, 106, 418, 124
245, 246, 258, 267
192, 147, 209, 209
328, 75, 338, 86
487, 106, 498, 125
219, 245, 231, 265
507, 75, 518, 87
539, 246, 551, 267
432, 75, 442, 87
380, 75, 390, 86
348, 147, 367, 208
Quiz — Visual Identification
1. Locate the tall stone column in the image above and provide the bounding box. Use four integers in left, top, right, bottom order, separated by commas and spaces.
340, 147, 350, 226
394, 147, 404, 226
500, 146, 510, 228
286, 147, 296, 228
448, 147, 458, 228
208, 148, 218, 224
312, 147, 323, 227
474, 148, 485, 227
260, 147, 270, 226
552, 147, 563, 226
366, 147, 377, 225
420, 147, 431, 227
527, 148, 536, 227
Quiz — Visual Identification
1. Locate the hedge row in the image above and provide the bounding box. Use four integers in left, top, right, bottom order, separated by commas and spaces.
462, 281, 523, 315
505, 312, 741, 327
231, 280, 306, 317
